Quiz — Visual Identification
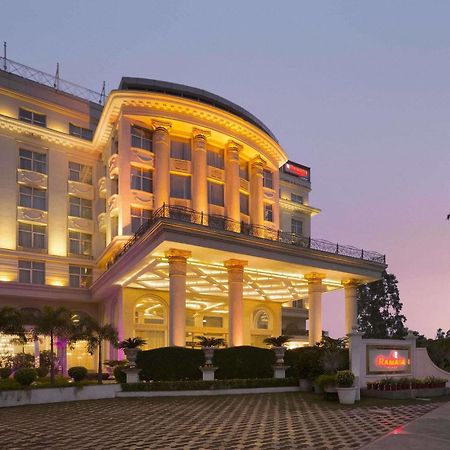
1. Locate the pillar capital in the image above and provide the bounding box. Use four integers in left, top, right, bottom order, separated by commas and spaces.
251, 155, 265, 169
152, 120, 172, 133
227, 139, 243, 152
224, 259, 248, 271
342, 278, 361, 288
165, 248, 192, 262
192, 128, 211, 140
304, 272, 326, 284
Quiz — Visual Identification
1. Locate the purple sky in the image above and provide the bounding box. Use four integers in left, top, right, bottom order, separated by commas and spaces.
3, 1, 450, 338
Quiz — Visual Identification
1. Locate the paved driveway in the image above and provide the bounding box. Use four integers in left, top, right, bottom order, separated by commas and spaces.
0, 393, 443, 449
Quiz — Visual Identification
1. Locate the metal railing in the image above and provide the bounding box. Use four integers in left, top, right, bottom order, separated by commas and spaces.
0, 56, 105, 105
106, 204, 386, 267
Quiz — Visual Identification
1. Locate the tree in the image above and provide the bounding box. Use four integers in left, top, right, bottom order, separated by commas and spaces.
32, 306, 75, 384
357, 271, 407, 339
79, 317, 118, 384
0, 306, 25, 338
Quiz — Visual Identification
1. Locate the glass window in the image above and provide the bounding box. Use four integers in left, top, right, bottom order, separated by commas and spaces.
254, 310, 269, 329
239, 161, 249, 180
69, 266, 92, 288
69, 123, 93, 140
69, 197, 92, 219
203, 316, 223, 328
19, 186, 47, 210
240, 192, 249, 215
170, 174, 191, 199
130, 167, 153, 192
264, 203, 273, 222
170, 139, 191, 161
263, 170, 273, 189
291, 218, 303, 235
207, 181, 224, 207
207, 149, 224, 169
131, 207, 152, 233
18, 223, 46, 249
18, 260, 45, 284
131, 125, 152, 150
69, 162, 93, 184
19, 108, 46, 127
19, 149, 47, 174
291, 193, 304, 204
69, 231, 92, 256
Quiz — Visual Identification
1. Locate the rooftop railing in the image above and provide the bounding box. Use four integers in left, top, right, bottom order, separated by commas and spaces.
107, 204, 386, 268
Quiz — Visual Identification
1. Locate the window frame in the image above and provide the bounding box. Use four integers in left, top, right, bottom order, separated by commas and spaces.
69, 123, 93, 140
291, 218, 303, 235
207, 149, 224, 169
130, 166, 153, 192
207, 181, 224, 207
18, 222, 47, 250
264, 203, 274, 222
69, 162, 93, 184
240, 192, 249, 215
68, 231, 92, 257
19, 108, 47, 127
69, 196, 93, 219
170, 139, 191, 161
18, 260, 45, 284
69, 265, 93, 288
170, 174, 191, 200
19, 185, 47, 211
130, 207, 152, 233
131, 125, 152, 151
263, 170, 273, 189
19, 149, 47, 174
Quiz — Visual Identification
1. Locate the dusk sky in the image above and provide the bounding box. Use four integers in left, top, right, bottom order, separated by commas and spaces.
3, 1, 449, 338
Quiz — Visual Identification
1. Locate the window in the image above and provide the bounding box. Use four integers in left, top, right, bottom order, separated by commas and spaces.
264, 203, 273, 222
170, 139, 191, 161
19, 186, 46, 210
19, 149, 47, 174
131, 125, 152, 150
291, 218, 303, 235
203, 316, 223, 328
69, 123, 93, 140
207, 181, 224, 206
239, 161, 249, 180
131, 207, 152, 233
18, 223, 46, 249
170, 174, 191, 199
18, 260, 45, 284
263, 170, 273, 189
69, 266, 92, 288
130, 167, 153, 192
291, 193, 304, 204
240, 192, 249, 215
69, 162, 93, 184
69, 231, 92, 256
19, 108, 46, 127
254, 310, 270, 330
69, 197, 92, 219
207, 149, 224, 169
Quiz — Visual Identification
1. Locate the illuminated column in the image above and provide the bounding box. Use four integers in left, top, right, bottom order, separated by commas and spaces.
250, 156, 265, 232
272, 168, 280, 230
166, 249, 191, 346
153, 120, 172, 209
305, 273, 325, 346
225, 140, 242, 230
192, 128, 210, 218
118, 116, 132, 234
343, 279, 359, 335
225, 259, 248, 347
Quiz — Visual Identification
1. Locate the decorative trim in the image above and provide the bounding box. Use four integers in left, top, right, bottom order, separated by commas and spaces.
17, 207, 47, 224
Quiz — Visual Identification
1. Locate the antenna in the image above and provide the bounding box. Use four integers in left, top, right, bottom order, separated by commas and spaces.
3, 42, 6, 70
100, 80, 106, 104
54, 62, 60, 90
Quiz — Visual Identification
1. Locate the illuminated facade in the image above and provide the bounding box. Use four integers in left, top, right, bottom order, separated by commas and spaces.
0, 62, 386, 368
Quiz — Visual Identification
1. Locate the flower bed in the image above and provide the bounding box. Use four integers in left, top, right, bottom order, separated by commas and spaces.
366, 376, 447, 391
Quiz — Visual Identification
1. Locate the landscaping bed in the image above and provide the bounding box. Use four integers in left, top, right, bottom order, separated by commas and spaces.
364, 377, 448, 399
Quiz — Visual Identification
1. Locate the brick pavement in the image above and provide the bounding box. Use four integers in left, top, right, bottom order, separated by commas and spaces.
0, 393, 441, 450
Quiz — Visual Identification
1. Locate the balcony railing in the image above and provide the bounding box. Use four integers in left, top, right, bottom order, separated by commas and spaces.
106, 204, 386, 268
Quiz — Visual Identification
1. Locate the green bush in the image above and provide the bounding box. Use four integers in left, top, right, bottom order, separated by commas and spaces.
335, 370, 354, 388
36, 366, 49, 378
114, 366, 126, 383
315, 374, 336, 389
9, 353, 35, 370
68, 366, 88, 382
0, 367, 12, 379
14, 368, 37, 386
285, 347, 324, 380
122, 377, 298, 391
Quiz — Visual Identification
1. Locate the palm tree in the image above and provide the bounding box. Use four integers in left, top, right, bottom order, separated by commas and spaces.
263, 335, 290, 347
0, 306, 25, 338
32, 306, 74, 384
79, 317, 118, 384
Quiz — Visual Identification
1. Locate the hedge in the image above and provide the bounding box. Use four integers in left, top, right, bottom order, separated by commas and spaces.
122, 377, 298, 391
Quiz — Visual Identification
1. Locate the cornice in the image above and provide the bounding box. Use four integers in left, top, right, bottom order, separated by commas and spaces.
279, 198, 321, 216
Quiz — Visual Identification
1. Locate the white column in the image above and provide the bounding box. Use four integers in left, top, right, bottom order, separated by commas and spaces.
305, 273, 325, 346
166, 249, 191, 346
272, 168, 280, 230
118, 116, 132, 235
225, 141, 242, 230
343, 279, 359, 335
250, 156, 265, 232
225, 259, 248, 347
192, 129, 210, 218
153, 120, 172, 209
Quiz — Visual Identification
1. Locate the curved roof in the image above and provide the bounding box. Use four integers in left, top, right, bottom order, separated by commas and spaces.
118, 78, 278, 142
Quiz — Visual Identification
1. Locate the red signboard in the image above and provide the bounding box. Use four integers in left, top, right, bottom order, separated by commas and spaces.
367, 346, 411, 374
284, 163, 309, 179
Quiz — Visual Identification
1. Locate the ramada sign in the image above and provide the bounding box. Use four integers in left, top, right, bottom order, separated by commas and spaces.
367, 346, 411, 374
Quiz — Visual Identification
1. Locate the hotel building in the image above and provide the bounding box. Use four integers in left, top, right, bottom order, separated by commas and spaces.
0, 59, 386, 369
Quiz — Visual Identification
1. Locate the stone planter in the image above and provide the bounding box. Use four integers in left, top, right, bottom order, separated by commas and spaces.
273, 346, 286, 365
337, 387, 357, 405
299, 379, 312, 392
202, 346, 215, 366
123, 348, 140, 367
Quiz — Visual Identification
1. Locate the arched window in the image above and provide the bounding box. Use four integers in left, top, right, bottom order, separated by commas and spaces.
254, 309, 270, 330
134, 298, 166, 325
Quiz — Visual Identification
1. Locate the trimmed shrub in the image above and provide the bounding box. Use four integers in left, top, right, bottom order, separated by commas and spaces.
68, 366, 88, 382
114, 366, 126, 383
335, 370, 354, 388
36, 366, 49, 378
285, 347, 324, 380
0, 367, 12, 379
10, 353, 35, 370
14, 368, 37, 386
315, 374, 336, 389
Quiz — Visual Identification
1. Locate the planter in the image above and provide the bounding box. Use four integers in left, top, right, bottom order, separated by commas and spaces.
123, 348, 140, 366
202, 347, 215, 366
324, 385, 337, 394
299, 379, 312, 392
313, 383, 323, 394
272, 346, 286, 365
337, 387, 357, 405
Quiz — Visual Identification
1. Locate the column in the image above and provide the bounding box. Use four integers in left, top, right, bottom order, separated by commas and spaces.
343, 279, 359, 335
272, 168, 280, 230
153, 120, 172, 209
305, 272, 325, 346
192, 128, 210, 219
250, 156, 265, 233
166, 248, 191, 346
56, 338, 68, 375
118, 116, 132, 234
225, 259, 248, 347
225, 140, 242, 230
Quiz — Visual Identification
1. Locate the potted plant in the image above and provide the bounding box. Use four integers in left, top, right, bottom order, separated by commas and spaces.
118, 337, 147, 366
314, 374, 336, 394
263, 335, 290, 365
196, 336, 225, 365
336, 370, 357, 404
